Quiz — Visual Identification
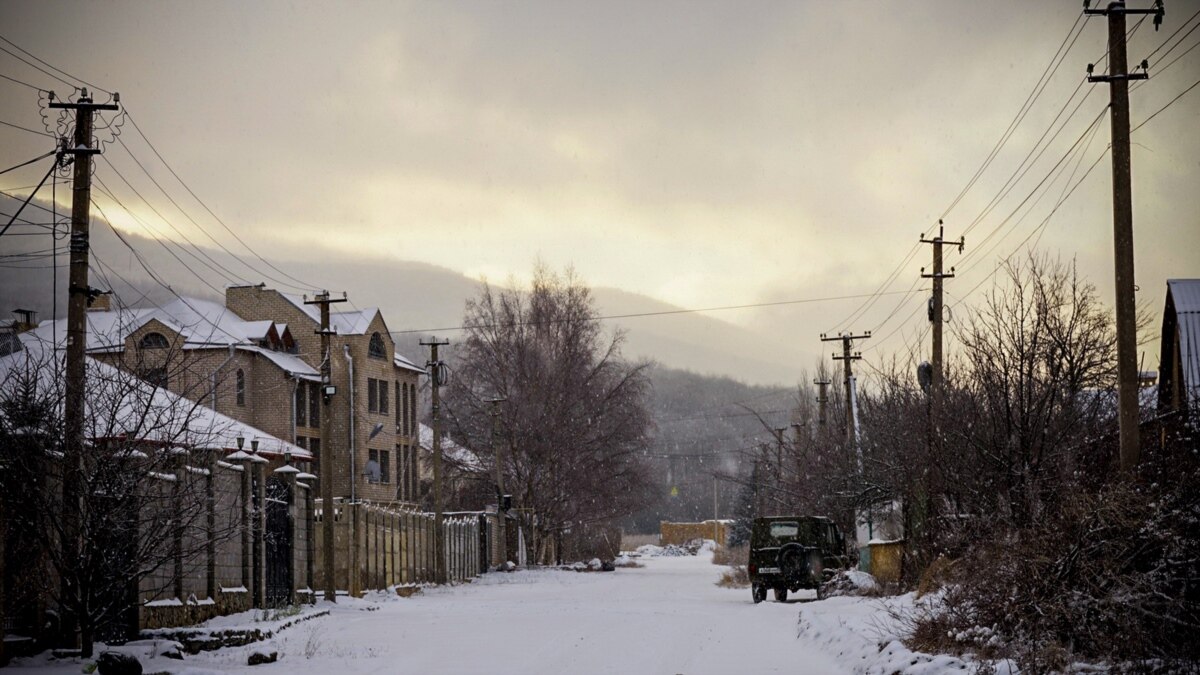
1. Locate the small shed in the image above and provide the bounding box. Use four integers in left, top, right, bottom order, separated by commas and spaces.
1158, 279, 1200, 414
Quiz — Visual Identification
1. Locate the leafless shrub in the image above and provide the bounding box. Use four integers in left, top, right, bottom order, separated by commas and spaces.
716, 565, 750, 589
711, 544, 747, 567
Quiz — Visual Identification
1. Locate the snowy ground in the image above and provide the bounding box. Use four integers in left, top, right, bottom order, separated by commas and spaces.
8, 552, 983, 674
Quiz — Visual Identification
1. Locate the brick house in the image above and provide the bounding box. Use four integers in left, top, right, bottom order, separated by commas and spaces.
224, 284, 423, 503
19, 285, 424, 505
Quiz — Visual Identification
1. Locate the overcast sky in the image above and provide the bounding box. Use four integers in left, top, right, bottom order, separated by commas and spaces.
1, 0, 1197, 379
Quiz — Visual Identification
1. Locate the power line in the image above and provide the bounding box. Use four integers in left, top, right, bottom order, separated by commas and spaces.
388, 288, 926, 336
942, 10, 1088, 221
0, 33, 109, 94
0, 149, 58, 177
1131, 75, 1200, 133
0, 118, 54, 137
0, 71, 44, 92
122, 108, 320, 292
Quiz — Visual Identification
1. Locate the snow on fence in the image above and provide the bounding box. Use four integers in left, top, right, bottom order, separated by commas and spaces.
314, 501, 485, 594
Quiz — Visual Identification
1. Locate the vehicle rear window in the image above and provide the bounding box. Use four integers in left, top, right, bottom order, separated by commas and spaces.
770, 522, 799, 538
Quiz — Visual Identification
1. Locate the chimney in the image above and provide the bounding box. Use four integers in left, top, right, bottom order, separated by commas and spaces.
11, 308, 38, 333
87, 293, 111, 312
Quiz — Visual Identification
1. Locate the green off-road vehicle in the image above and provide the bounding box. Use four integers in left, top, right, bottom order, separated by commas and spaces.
748, 516, 849, 603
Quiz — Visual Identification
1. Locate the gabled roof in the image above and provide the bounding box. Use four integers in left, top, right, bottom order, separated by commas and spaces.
0, 341, 310, 459
20, 297, 270, 352
280, 293, 381, 336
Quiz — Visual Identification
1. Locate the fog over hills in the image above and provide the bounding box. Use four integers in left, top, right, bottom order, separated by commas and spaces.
0, 194, 811, 386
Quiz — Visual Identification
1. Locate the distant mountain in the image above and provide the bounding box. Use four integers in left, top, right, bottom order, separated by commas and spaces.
0, 193, 808, 385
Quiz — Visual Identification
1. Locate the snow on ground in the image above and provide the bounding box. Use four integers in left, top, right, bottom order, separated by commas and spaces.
7, 553, 983, 674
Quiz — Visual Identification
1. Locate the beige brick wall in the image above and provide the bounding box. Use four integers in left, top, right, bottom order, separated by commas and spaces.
225, 285, 422, 503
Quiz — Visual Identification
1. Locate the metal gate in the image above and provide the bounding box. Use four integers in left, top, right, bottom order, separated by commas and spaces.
264, 477, 293, 607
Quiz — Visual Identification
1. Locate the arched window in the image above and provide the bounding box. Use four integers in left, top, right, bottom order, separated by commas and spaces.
368, 332, 386, 359
139, 332, 169, 350
236, 369, 246, 407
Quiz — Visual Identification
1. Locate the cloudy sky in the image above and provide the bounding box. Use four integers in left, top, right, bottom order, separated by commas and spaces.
1, 0, 1197, 381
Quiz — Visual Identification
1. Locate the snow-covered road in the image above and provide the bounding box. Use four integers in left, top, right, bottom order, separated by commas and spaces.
16, 553, 876, 674
232, 553, 848, 674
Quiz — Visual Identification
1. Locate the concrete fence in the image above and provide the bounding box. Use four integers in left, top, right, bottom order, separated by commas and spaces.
314, 501, 486, 594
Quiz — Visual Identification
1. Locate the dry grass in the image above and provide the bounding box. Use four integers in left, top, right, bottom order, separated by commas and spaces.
711, 544, 747, 567
619, 532, 659, 550
716, 565, 750, 589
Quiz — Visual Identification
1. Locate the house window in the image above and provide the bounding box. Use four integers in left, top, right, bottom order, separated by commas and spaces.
309, 382, 320, 428
142, 366, 168, 389
236, 369, 245, 406
139, 332, 169, 350
368, 377, 379, 413
309, 437, 320, 478
379, 379, 389, 415
367, 449, 390, 484
295, 436, 307, 450
400, 381, 408, 436
295, 383, 307, 427
368, 332, 386, 359
410, 382, 417, 434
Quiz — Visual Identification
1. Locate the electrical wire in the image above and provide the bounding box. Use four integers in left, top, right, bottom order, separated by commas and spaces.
0, 71, 44, 92
0, 118, 54, 137
387, 288, 926, 336
0, 33, 109, 94
122, 108, 321, 292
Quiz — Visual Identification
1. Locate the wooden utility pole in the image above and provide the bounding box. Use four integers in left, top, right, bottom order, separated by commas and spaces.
1085, 0, 1163, 474
920, 221, 964, 450
821, 332, 870, 448
49, 88, 118, 650
305, 291, 346, 602
773, 426, 786, 497
814, 379, 830, 427
487, 396, 508, 567
421, 337, 450, 584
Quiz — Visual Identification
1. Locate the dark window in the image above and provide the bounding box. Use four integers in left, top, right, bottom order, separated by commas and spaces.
139, 332, 169, 349
379, 380, 389, 415
401, 381, 409, 436
142, 367, 168, 389
380, 449, 390, 485
408, 382, 417, 434
368, 377, 379, 413
295, 436, 307, 450
309, 382, 320, 428
236, 369, 245, 406
295, 383, 307, 427
396, 381, 402, 430
368, 332, 386, 359
310, 437, 320, 478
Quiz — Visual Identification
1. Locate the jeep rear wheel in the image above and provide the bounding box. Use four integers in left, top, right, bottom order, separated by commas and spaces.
773, 587, 788, 602
752, 584, 767, 604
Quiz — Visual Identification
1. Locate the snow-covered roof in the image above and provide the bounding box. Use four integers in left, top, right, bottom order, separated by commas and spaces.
418, 422, 482, 471
0, 342, 309, 460
16, 298, 318, 380
241, 345, 320, 381
280, 293, 381, 336
394, 352, 426, 374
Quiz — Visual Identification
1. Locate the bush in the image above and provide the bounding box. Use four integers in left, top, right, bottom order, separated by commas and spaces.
712, 544, 748, 567
910, 477, 1200, 670
716, 566, 750, 589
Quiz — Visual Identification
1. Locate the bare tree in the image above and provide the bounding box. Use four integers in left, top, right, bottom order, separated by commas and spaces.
0, 340, 240, 657
442, 265, 654, 563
